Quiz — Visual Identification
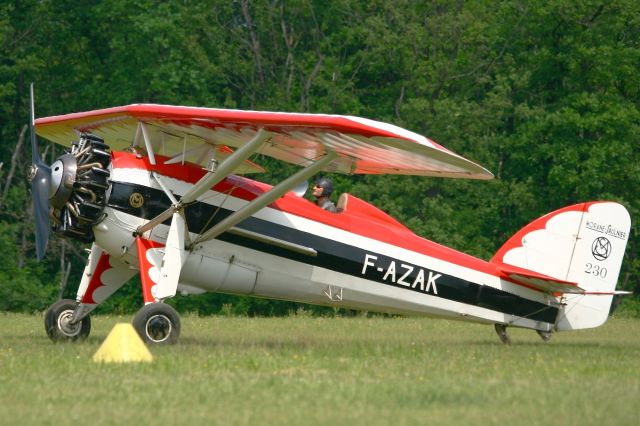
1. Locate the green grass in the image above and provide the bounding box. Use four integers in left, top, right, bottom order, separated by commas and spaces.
1, 313, 639, 426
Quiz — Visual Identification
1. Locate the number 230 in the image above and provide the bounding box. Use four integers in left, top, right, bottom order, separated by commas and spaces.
585, 263, 607, 278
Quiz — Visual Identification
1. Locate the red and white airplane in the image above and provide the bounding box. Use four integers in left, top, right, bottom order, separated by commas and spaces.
29, 87, 631, 345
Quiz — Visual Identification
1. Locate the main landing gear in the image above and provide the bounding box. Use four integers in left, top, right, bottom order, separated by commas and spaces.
132, 303, 181, 345
44, 300, 181, 345
44, 299, 91, 342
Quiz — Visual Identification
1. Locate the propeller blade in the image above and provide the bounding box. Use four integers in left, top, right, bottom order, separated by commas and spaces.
30, 83, 43, 166
31, 164, 51, 260
29, 83, 51, 260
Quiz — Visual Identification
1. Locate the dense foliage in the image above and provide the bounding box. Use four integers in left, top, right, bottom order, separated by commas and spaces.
1, 0, 638, 313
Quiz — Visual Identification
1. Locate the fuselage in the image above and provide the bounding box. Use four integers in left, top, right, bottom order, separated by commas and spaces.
95, 152, 558, 331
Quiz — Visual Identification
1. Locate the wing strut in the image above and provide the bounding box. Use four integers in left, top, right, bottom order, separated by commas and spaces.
133, 128, 272, 301
140, 123, 157, 165
192, 151, 337, 245
135, 128, 272, 236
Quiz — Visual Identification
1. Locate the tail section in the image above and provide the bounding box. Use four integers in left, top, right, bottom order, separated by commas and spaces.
491, 202, 631, 331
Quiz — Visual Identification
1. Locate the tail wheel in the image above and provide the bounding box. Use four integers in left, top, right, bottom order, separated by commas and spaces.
44, 299, 91, 342
132, 303, 181, 345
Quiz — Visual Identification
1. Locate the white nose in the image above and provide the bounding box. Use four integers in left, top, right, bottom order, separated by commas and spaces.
50, 159, 64, 198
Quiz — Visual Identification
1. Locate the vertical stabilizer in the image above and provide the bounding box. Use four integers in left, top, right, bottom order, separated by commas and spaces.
492, 202, 630, 330
557, 202, 630, 330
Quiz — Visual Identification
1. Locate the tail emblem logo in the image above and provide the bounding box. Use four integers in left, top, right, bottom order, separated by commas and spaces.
591, 237, 611, 261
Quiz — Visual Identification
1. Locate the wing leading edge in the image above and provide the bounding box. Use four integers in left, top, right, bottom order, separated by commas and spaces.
35, 104, 493, 179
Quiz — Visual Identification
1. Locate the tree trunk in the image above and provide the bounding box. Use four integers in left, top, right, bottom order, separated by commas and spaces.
1, 124, 27, 205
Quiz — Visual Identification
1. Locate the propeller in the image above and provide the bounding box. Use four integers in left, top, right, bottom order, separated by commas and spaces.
27, 85, 112, 260
27, 83, 51, 260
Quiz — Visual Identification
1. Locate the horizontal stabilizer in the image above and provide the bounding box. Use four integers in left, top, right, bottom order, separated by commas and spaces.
495, 262, 584, 294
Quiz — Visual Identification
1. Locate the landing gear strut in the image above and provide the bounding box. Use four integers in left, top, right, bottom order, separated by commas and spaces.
44, 299, 91, 342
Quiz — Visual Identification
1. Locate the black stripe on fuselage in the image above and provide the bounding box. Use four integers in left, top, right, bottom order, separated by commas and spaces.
108, 181, 558, 324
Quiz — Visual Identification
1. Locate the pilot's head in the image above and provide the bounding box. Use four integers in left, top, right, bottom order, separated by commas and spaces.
312, 176, 333, 199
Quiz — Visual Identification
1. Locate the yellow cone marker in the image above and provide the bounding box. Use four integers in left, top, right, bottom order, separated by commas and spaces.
93, 323, 153, 363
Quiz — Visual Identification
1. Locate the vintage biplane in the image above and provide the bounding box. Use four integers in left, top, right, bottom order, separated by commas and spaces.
28, 86, 631, 345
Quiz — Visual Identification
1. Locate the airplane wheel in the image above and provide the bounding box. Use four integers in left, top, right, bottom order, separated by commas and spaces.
132, 303, 181, 345
536, 330, 553, 342
44, 299, 91, 342
494, 323, 511, 345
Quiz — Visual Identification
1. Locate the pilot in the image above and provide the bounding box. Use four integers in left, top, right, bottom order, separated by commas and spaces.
311, 176, 337, 212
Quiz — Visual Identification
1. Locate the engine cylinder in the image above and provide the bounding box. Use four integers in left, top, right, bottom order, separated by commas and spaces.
50, 134, 111, 243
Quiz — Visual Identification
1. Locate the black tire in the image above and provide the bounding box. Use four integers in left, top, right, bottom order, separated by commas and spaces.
44, 299, 91, 342
132, 303, 181, 345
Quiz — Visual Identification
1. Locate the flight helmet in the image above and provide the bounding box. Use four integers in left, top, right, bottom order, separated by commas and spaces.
314, 176, 333, 197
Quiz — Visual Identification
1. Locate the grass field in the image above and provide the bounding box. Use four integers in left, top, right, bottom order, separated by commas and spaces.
1, 313, 639, 426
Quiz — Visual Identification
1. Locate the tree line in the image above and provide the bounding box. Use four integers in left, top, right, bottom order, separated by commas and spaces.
1, 0, 638, 314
